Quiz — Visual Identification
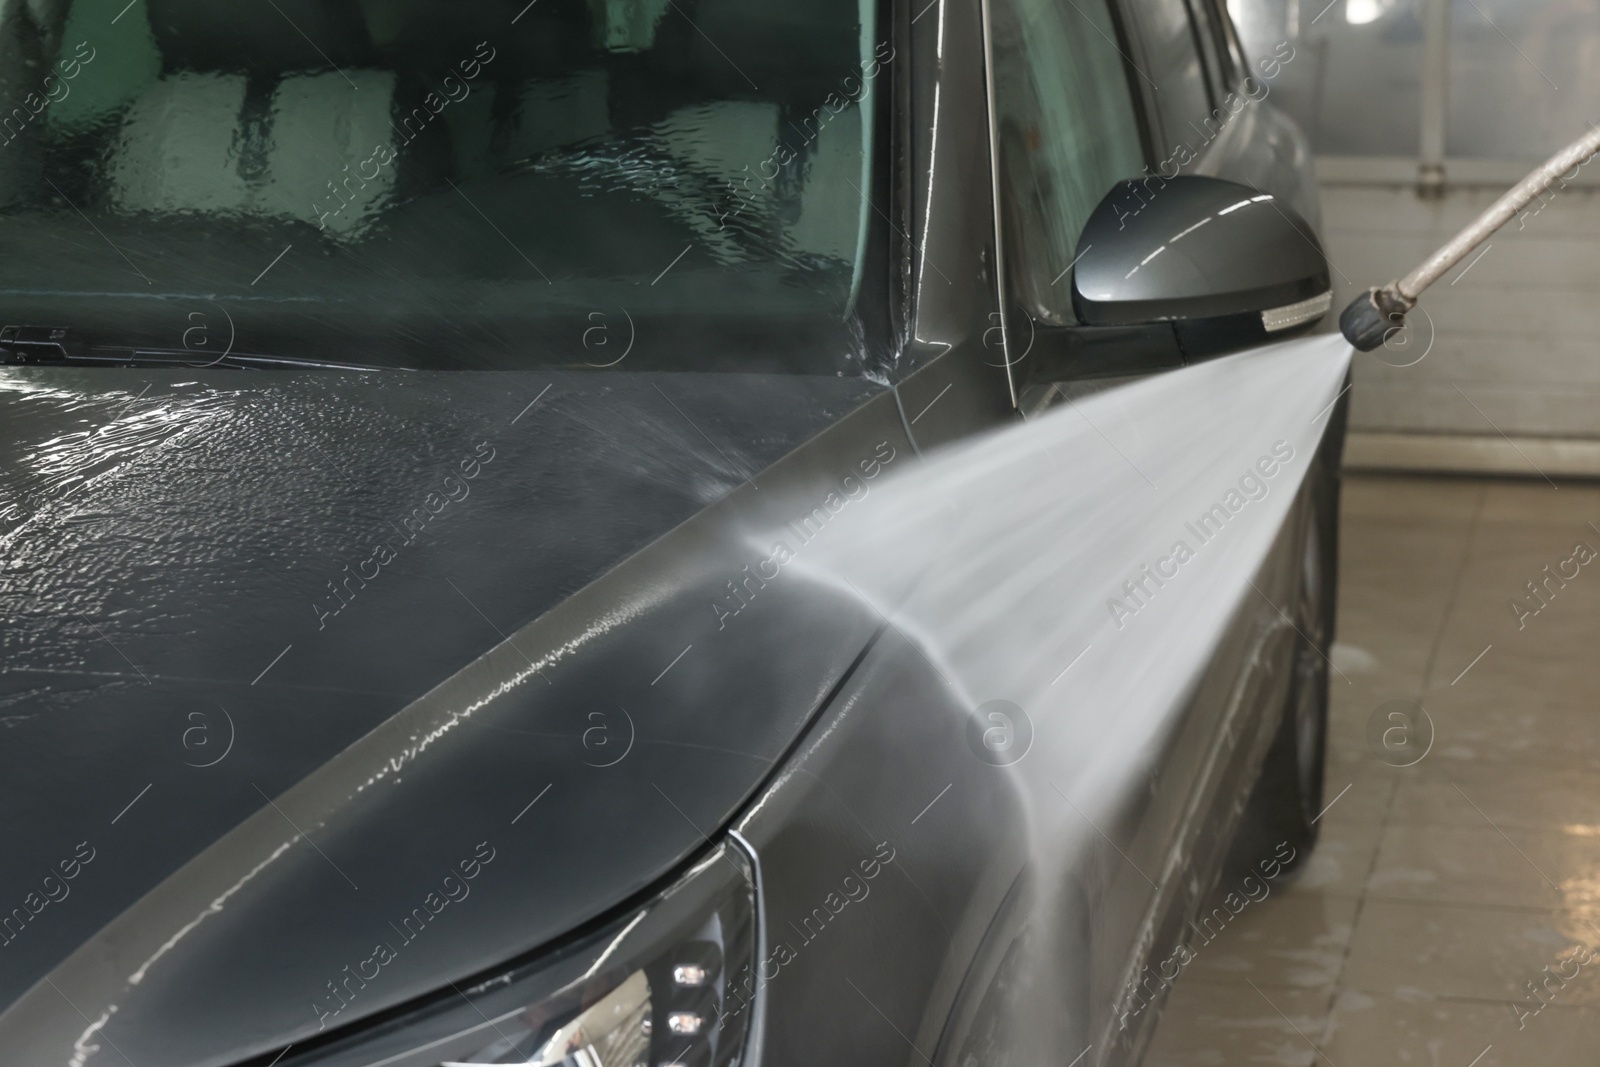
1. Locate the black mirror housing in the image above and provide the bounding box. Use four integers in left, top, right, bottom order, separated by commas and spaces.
1069, 175, 1330, 356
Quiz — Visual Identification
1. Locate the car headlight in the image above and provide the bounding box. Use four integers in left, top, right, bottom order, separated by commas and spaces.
293, 841, 758, 1067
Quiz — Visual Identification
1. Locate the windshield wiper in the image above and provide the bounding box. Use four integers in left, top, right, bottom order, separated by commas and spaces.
0, 325, 390, 371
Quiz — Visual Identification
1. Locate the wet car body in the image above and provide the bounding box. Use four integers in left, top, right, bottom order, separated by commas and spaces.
0, 1, 1345, 1065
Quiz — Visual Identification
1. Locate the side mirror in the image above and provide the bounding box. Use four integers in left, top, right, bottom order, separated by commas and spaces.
1026, 176, 1331, 382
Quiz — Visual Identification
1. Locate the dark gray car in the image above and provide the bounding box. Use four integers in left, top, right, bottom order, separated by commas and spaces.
0, 0, 1344, 1064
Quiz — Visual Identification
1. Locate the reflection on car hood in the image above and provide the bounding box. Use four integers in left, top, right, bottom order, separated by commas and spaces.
0, 366, 886, 1065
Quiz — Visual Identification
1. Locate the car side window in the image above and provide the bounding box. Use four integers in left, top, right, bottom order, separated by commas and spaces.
989, 0, 1146, 325
1123, 0, 1213, 151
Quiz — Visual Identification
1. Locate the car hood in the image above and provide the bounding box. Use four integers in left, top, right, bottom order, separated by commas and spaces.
0, 366, 894, 1065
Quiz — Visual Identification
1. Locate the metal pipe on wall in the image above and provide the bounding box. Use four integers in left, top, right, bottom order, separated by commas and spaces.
1417, 0, 1450, 194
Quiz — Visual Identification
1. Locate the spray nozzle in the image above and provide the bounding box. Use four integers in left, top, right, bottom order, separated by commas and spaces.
1339, 286, 1416, 352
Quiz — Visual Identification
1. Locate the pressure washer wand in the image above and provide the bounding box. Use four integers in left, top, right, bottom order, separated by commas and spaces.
1339, 125, 1600, 351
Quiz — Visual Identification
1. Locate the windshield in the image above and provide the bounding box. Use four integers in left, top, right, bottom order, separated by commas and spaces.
0, 0, 888, 371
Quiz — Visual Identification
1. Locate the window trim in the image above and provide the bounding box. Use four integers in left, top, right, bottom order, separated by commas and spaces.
978, 0, 1020, 405
1208, 0, 1249, 87
1180, 0, 1224, 107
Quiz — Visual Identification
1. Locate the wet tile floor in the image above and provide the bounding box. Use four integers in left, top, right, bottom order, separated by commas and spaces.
1144, 474, 1600, 1067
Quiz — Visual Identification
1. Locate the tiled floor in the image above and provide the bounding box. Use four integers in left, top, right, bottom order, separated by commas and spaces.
1144, 474, 1600, 1067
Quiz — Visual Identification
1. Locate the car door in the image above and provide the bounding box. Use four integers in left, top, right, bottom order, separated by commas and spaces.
984, 0, 1309, 1060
